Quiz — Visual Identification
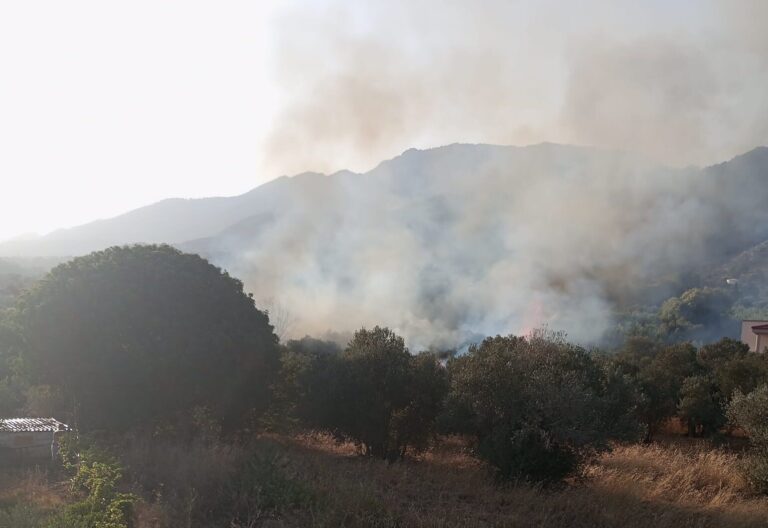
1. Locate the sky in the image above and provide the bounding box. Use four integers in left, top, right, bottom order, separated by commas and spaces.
1, 0, 766, 242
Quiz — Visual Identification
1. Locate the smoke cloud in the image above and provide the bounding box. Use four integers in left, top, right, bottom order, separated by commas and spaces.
264, 0, 768, 174
194, 143, 768, 350
199, 1, 768, 349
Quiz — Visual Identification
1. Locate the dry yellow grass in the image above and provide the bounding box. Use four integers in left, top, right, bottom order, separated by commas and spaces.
235, 434, 768, 528
2, 435, 767, 527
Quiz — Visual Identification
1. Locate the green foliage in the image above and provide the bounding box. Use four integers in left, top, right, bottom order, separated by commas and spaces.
223, 448, 315, 524
0, 314, 25, 415
714, 354, 768, 400
698, 338, 750, 368
269, 337, 344, 431
0, 274, 35, 311
24, 384, 67, 417
287, 327, 448, 460
727, 385, 768, 449
12, 244, 279, 432
394, 351, 450, 454
444, 331, 639, 482
658, 287, 734, 341
611, 337, 768, 442
700, 339, 768, 402
727, 385, 768, 493
613, 341, 702, 441
0, 503, 50, 528
46, 449, 136, 528
677, 375, 725, 436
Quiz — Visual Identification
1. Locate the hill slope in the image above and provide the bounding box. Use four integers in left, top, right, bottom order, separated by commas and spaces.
3, 143, 768, 347
0, 172, 334, 257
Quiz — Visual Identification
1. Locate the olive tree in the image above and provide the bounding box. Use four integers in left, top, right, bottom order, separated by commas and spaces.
444, 331, 639, 482
728, 385, 768, 493
677, 375, 725, 436
290, 327, 448, 460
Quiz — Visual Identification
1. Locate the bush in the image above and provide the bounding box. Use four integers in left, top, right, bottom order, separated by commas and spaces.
118, 435, 316, 526
444, 331, 639, 482
289, 327, 448, 460
727, 385, 768, 493
223, 448, 315, 525
612, 341, 702, 441
269, 337, 344, 432
677, 375, 725, 436
0, 503, 50, 528
47, 449, 136, 528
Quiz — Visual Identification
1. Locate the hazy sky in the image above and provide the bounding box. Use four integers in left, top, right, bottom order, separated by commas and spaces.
1, 0, 765, 242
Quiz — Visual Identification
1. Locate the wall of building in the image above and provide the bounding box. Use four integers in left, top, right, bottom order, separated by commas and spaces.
0, 431, 54, 459
740, 320, 768, 352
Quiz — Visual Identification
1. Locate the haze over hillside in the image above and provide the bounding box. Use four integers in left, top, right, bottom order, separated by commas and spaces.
2, 143, 768, 348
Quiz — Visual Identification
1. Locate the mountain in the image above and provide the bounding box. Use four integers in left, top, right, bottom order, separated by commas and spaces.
0, 143, 650, 258
0, 171, 339, 257
2, 143, 768, 347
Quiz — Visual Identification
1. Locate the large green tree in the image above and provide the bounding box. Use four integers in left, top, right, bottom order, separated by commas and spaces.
13, 245, 278, 432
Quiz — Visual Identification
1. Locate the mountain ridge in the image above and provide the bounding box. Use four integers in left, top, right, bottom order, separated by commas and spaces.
0, 142, 628, 257
3, 142, 768, 347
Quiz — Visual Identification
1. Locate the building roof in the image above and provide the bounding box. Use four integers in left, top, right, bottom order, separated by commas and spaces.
752, 324, 768, 333
0, 418, 69, 433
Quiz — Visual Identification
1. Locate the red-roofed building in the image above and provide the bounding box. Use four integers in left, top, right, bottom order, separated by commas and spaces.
740, 320, 768, 352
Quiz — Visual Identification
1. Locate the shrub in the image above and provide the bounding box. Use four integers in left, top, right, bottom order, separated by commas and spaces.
612, 341, 702, 441
269, 337, 344, 432
677, 375, 725, 436
223, 448, 315, 525
727, 385, 768, 493
119, 435, 316, 526
47, 450, 136, 528
0, 503, 50, 528
290, 327, 448, 460
444, 331, 639, 482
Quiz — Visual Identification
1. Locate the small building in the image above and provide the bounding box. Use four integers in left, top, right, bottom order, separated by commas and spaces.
0, 418, 69, 462
740, 320, 768, 353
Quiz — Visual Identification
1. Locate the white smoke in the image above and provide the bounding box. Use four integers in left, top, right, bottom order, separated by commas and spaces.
199, 1, 768, 349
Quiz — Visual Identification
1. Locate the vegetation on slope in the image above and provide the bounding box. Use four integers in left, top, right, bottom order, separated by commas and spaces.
1, 245, 768, 526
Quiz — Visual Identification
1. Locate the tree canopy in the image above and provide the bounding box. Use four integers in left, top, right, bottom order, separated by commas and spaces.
11, 245, 278, 431
280, 327, 448, 460
443, 331, 640, 482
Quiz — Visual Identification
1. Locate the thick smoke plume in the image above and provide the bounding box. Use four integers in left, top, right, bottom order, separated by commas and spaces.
265, 0, 768, 174
206, 1, 768, 349
197, 143, 768, 350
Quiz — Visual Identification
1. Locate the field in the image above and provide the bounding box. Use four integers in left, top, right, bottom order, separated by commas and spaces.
1, 434, 766, 528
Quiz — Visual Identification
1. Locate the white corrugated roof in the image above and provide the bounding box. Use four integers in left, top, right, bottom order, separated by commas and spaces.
0, 418, 69, 433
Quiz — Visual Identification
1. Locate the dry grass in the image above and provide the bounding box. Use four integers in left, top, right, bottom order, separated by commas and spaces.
200, 434, 767, 528
2, 435, 767, 527
0, 466, 67, 512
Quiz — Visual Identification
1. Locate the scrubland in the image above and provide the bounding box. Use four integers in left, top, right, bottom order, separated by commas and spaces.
2, 434, 766, 528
